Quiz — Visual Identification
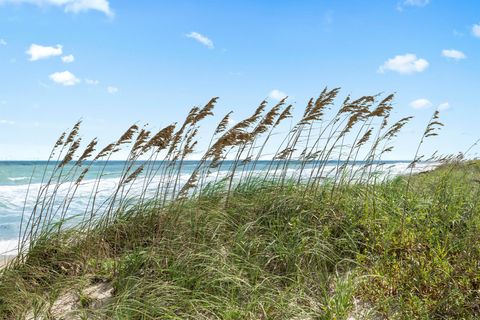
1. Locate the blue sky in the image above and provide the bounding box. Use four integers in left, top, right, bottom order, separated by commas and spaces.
0, 0, 479, 160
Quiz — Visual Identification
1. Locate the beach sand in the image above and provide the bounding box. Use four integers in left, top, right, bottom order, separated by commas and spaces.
0, 255, 14, 269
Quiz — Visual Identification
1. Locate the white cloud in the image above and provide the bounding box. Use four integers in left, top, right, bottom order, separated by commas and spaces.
0, 120, 15, 125
403, 0, 429, 6
0, 0, 113, 17
49, 71, 80, 86
26, 44, 62, 61
438, 102, 450, 111
85, 78, 99, 85
186, 32, 214, 49
378, 53, 429, 75
107, 86, 118, 94
269, 89, 287, 101
61, 54, 75, 63
0, 38, 6, 46
397, 0, 429, 11
472, 24, 480, 38
63, 0, 112, 16
441, 49, 466, 60
410, 98, 433, 109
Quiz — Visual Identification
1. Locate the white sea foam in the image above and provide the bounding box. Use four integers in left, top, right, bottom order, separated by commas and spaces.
0, 239, 19, 255
7, 177, 29, 182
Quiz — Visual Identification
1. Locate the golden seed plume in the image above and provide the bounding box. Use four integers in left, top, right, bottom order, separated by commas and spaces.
144, 124, 176, 151
77, 138, 98, 164
124, 165, 144, 184
54, 132, 66, 149
275, 105, 293, 126
194, 97, 218, 122
215, 111, 233, 135
75, 168, 89, 185
94, 143, 115, 160
65, 121, 82, 145
356, 128, 373, 147
117, 124, 139, 145
59, 138, 82, 168
132, 128, 151, 154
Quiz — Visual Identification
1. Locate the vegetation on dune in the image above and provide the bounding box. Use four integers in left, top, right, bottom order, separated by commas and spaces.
0, 89, 479, 319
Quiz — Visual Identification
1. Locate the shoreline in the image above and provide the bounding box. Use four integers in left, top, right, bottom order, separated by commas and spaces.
0, 255, 15, 269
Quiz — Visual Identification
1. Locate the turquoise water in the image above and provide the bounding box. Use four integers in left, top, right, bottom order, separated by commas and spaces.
0, 160, 431, 254
0, 161, 186, 247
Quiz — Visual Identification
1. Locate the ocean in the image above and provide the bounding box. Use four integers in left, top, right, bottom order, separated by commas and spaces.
0, 160, 435, 255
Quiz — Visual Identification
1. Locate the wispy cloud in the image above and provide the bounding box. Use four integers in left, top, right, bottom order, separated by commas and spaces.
61, 54, 75, 63
397, 0, 429, 10
472, 23, 480, 38
410, 98, 433, 109
403, 0, 429, 6
0, 38, 6, 46
107, 86, 118, 94
49, 71, 80, 86
0, 119, 15, 125
269, 89, 287, 101
26, 44, 62, 61
378, 53, 429, 75
410, 99, 449, 111
441, 49, 466, 60
438, 102, 450, 111
85, 78, 99, 85
186, 32, 214, 49
0, 0, 113, 17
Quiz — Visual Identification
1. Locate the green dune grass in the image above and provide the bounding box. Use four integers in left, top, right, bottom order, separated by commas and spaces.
0, 161, 479, 319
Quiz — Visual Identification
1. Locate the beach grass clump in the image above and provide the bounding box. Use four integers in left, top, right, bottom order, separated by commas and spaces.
0, 89, 479, 319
